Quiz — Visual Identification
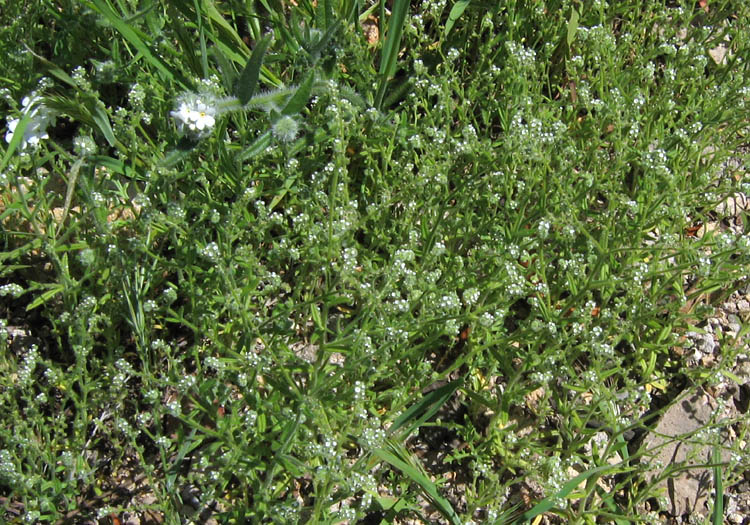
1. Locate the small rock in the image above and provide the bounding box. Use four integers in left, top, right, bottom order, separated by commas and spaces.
727, 314, 741, 335
708, 44, 729, 65
715, 192, 748, 216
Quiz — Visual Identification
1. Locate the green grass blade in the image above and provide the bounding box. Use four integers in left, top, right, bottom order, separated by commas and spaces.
237, 34, 272, 105
307, 18, 341, 63
374, 0, 409, 110
514, 464, 613, 523
23, 44, 78, 88
85, 0, 191, 90
90, 103, 116, 147
200, 0, 250, 57
390, 379, 463, 440
567, 8, 580, 47
444, 0, 471, 38
712, 445, 723, 525
373, 442, 462, 525
0, 111, 33, 173
26, 283, 66, 311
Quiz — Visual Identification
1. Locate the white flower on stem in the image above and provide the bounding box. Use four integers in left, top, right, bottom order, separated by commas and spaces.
5, 95, 56, 152
170, 92, 218, 139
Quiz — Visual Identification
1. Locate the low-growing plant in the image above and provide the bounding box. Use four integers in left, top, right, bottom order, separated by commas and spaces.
1, 0, 749, 523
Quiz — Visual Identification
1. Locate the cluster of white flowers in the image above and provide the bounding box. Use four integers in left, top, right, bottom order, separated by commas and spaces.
170, 91, 218, 139
0, 283, 23, 298
200, 241, 221, 262
506, 40, 536, 69
16, 345, 39, 387
5, 94, 56, 152
0, 449, 19, 485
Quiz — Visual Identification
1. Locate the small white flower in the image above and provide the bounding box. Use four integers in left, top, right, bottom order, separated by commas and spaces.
171, 92, 218, 139
4, 94, 56, 152
190, 102, 216, 131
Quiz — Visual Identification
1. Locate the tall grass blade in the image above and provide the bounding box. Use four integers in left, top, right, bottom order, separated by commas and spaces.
200, 0, 251, 57
374, 0, 409, 110
0, 111, 33, 173
390, 379, 463, 440
514, 464, 613, 523
567, 8, 580, 47
712, 445, 723, 525
85, 0, 191, 90
90, 104, 116, 147
373, 441, 462, 525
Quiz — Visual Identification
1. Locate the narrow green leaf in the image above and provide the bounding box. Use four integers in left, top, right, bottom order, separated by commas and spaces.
281, 71, 315, 116
277, 454, 306, 477
0, 111, 33, 173
307, 19, 341, 63
373, 444, 462, 525
567, 8, 580, 47
201, 0, 250, 57
85, 0, 190, 90
237, 130, 272, 161
199, 27, 210, 79
167, 6, 203, 76
444, 0, 471, 38
594, 484, 630, 525
89, 155, 139, 179
390, 379, 463, 439
375, 0, 409, 109
26, 284, 66, 311
515, 464, 613, 522
712, 446, 723, 525
237, 34, 272, 105
211, 45, 238, 91
23, 44, 78, 88
269, 174, 297, 210
90, 104, 116, 147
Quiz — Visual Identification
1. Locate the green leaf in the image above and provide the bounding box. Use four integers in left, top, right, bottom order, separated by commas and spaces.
90, 103, 116, 147
23, 44, 78, 88
0, 110, 34, 173
200, 0, 250, 57
237, 34, 272, 106
514, 464, 614, 523
390, 379, 463, 440
373, 442, 462, 525
237, 130, 272, 161
84, 0, 191, 90
26, 284, 66, 311
712, 445, 724, 525
444, 0, 471, 38
281, 71, 315, 116
89, 155, 140, 179
567, 8, 580, 47
375, 0, 409, 110
306, 18, 341, 63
